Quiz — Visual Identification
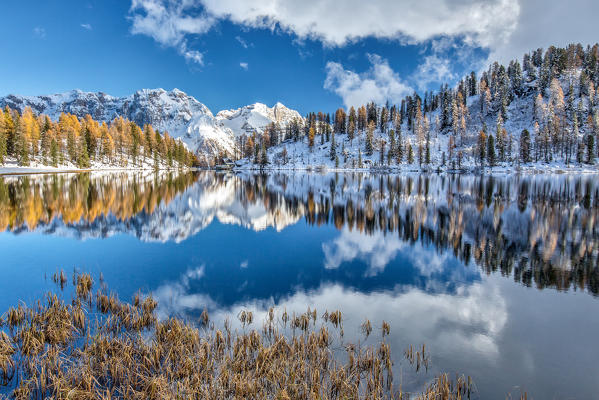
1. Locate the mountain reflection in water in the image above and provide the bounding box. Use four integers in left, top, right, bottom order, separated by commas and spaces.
0, 171, 598, 399
1, 171, 597, 295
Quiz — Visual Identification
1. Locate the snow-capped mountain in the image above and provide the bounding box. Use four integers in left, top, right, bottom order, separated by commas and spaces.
216, 102, 303, 137
0, 89, 302, 163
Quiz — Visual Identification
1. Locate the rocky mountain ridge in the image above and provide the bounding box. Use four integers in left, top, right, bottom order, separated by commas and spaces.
0, 89, 303, 164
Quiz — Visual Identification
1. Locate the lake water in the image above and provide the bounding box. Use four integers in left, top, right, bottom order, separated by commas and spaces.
0, 170, 598, 399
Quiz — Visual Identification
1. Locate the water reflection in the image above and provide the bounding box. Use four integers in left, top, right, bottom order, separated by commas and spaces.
0, 171, 197, 236
1, 171, 598, 295
1, 171, 599, 398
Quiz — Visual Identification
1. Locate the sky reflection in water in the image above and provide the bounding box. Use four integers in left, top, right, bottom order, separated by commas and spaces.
0, 171, 598, 399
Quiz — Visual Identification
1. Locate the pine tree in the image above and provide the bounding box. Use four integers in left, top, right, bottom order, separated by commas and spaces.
520, 129, 531, 163
365, 121, 374, 156
77, 136, 90, 168
50, 138, 59, 167
487, 135, 496, 166
586, 133, 595, 164
477, 130, 487, 165
260, 141, 268, 168
308, 127, 315, 149
329, 130, 336, 161
348, 106, 356, 143
388, 129, 396, 164
407, 144, 414, 164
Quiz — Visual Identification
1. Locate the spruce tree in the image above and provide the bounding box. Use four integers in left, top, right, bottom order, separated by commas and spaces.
586, 134, 595, 164
260, 141, 268, 168
407, 144, 414, 164
329, 130, 336, 161
520, 129, 531, 163
77, 137, 90, 168
487, 135, 496, 166
388, 129, 396, 164
365, 121, 374, 155
50, 139, 59, 167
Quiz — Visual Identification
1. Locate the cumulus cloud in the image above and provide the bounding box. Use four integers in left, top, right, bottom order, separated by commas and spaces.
128, 0, 599, 82
128, 0, 521, 66
323, 229, 404, 276
323, 227, 456, 277
183, 48, 204, 65
488, 0, 599, 64
412, 55, 455, 91
152, 274, 508, 364
199, 0, 520, 49
81, 23, 92, 30
239, 62, 248, 70
324, 54, 412, 108
129, 0, 215, 65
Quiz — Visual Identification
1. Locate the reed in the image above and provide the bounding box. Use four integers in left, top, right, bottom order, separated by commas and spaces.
0, 274, 479, 399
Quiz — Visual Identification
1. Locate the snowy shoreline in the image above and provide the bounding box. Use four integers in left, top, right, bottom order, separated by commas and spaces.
3, 164, 599, 176
0, 158, 193, 175
232, 163, 599, 175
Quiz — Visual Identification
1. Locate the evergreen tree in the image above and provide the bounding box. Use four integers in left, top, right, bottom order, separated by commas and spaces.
396, 126, 404, 163
50, 138, 59, 167
329, 130, 336, 161
487, 135, 496, 166
388, 129, 396, 163
407, 144, 414, 164
348, 106, 356, 143
260, 141, 268, 168
586, 134, 595, 164
365, 121, 375, 156
77, 136, 90, 168
477, 130, 487, 165
520, 129, 531, 163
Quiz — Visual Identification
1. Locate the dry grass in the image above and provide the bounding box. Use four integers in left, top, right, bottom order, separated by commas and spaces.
0, 274, 480, 399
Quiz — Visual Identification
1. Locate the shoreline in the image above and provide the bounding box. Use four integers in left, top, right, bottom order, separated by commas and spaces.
230, 164, 599, 175
0, 166, 194, 176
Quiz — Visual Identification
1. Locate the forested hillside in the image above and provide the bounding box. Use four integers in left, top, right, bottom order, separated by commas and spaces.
236, 43, 599, 171
0, 107, 198, 170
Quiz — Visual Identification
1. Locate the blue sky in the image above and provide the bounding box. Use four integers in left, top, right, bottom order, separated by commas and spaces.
0, 0, 596, 114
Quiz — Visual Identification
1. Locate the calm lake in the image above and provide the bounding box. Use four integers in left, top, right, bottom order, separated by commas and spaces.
0, 171, 598, 399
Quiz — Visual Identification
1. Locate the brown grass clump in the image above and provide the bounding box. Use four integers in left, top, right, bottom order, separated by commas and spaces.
0, 274, 477, 399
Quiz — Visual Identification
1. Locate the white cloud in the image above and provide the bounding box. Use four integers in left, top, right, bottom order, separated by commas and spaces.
152, 274, 508, 365
324, 54, 412, 108
412, 55, 455, 91
323, 229, 403, 276
129, 0, 215, 65
235, 35, 249, 49
322, 227, 455, 277
33, 27, 46, 39
128, 0, 599, 81
239, 62, 248, 70
199, 0, 520, 49
128, 0, 520, 66
81, 23, 92, 31
183, 48, 204, 65
488, 0, 599, 64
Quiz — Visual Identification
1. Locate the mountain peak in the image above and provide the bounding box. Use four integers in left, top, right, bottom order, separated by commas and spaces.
0, 88, 302, 163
